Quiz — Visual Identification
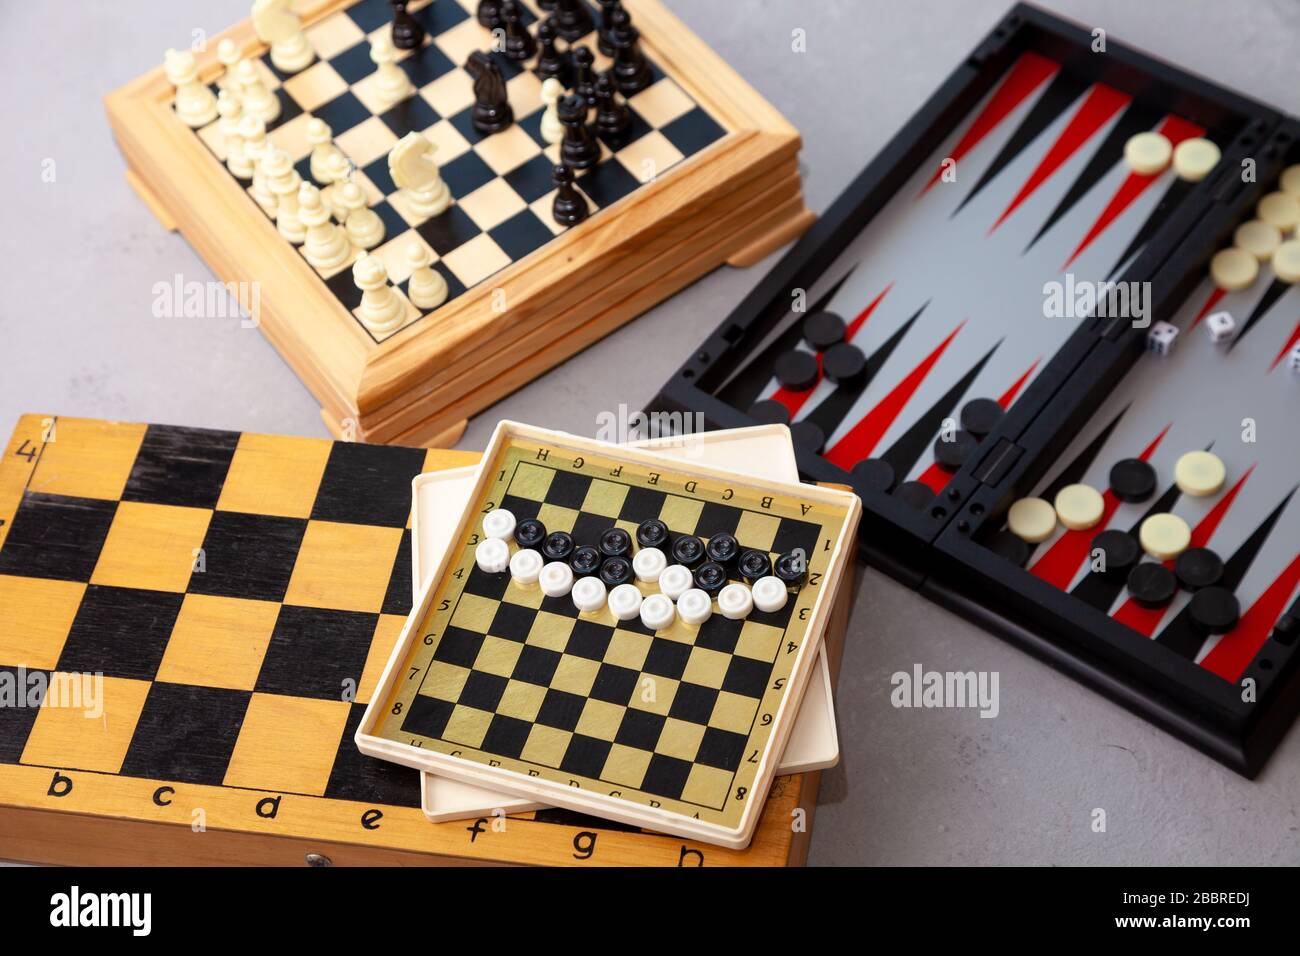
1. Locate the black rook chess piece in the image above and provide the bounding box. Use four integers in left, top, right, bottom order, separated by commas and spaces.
500, 0, 536, 61
465, 51, 514, 135
534, 17, 572, 87
571, 45, 598, 107
609, 7, 651, 95
558, 93, 600, 169
552, 163, 589, 226
594, 72, 630, 147
553, 0, 594, 41
476, 0, 503, 30
597, 0, 623, 56
390, 0, 425, 49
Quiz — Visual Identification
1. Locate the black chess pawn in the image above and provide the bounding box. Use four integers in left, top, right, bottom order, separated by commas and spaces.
500, 0, 536, 61
534, 17, 572, 87
477, 0, 503, 30
553, 0, 595, 41
465, 50, 513, 135
558, 93, 600, 169
552, 163, 589, 226
537, 0, 556, 9
594, 72, 630, 147
390, 0, 425, 49
571, 45, 598, 107
608, 6, 651, 95
597, 0, 623, 56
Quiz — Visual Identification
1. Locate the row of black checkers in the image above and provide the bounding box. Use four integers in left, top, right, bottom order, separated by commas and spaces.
513, 517, 809, 594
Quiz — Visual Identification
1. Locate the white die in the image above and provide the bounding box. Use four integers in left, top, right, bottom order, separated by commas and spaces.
1147, 321, 1178, 356
1289, 344, 1300, 375
1205, 310, 1236, 344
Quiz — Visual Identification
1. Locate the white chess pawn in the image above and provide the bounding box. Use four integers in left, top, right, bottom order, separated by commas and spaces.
165, 48, 218, 127
306, 117, 345, 185
353, 254, 406, 333
217, 90, 252, 179
252, 0, 315, 74
235, 59, 280, 124
336, 182, 385, 249
320, 150, 353, 216
371, 33, 414, 107
405, 243, 448, 311
216, 38, 244, 94
263, 149, 305, 243
540, 77, 564, 145
299, 182, 351, 270
388, 132, 451, 218
240, 116, 277, 214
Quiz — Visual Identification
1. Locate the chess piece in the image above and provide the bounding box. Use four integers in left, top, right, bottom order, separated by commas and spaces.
217, 90, 253, 179
252, 0, 315, 74
320, 150, 354, 215
540, 77, 565, 145
264, 149, 306, 243
500, 1, 536, 62
553, 0, 594, 41
299, 182, 351, 270
465, 51, 513, 135
216, 38, 244, 94
389, 0, 425, 50
306, 117, 345, 185
593, 72, 630, 146
241, 116, 277, 214
597, 0, 623, 56
571, 45, 597, 107
353, 254, 406, 333
534, 18, 572, 88
337, 182, 385, 248
235, 59, 280, 123
405, 243, 448, 311
558, 94, 599, 169
372, 33, 415, 107
165, 48, 218, 127
551, 163, 588, 226
389, 132, 452, 218
608, 6, 651, 95
476, 0, 503, 30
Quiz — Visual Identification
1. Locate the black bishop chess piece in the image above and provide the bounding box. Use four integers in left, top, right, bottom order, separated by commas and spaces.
552, 163, 589, 226
571, 45, 598, 107
500, 0, 536, 62
465, 51, 513, 135
594, 72, 630, 147
534, 17, 572, 87
608, 6, 651, 95
558, 93, 600, 169
553, 0, 595, 41
476, 0, 503, 30
597, 0, 623, 56
389, 0, 425, 50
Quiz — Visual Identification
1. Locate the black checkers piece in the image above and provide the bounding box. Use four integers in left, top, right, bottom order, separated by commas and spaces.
851, 458, 895, 493
635, 518, 669, 550
932, 429, 979, 472
693, 561, 727, 595
959, 398, 1004, 439
789, 420, 825, 453
514, 518, 547, 549
705, 532, 740, 567
822, 342, 867, 385
541, 531, 575, 562
1175, 547, 1224, 592
987, 529, 1032, 568
570, 545, 602, 577
1189, 587, 1240, 635
599, 556, 633, 588
747, 399, 790, 426
1090, 529, 1140, 577
1126, 563, 1177, 609
670, 534, 705, 568
895, 480, 934, 512
774, 550, 807, 585
774, 350, 819, 391
1109, 458, 1157, 504
738, 549, 772, 583
598, 527, 632, 558
802, 311, 846, 350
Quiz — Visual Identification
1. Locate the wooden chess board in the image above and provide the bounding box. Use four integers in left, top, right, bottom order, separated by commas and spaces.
105, 0, 812, 448
0, 414, 851, 866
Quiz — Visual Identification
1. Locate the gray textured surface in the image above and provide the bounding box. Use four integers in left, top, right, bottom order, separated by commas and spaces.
1, 0, 1298, 866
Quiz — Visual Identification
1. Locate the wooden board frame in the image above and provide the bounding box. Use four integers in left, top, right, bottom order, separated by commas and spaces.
105, 0, 812, 447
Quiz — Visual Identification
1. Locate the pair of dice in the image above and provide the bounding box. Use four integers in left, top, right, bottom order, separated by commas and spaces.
1147, 311, 1238, 356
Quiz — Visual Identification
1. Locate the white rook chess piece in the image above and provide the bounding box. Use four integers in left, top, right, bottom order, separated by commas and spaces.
217, 90, 252, 179
371, 33, 414, 107
236, 59, 280, 124
216, 38, 245, 94
264, 149, 305, 243
388, 132, 451, 219
353, 254, 406, 333
540, 77, 564, 145
299, 182, 351, 270
337, 182, 385, 249
405, 243, 448, 311
165, 48, 218, 127
252, 0, 315, 74
241, 117, 277, 214
306, 118, 345, 185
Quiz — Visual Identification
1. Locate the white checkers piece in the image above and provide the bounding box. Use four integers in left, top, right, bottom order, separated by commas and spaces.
539, 561, 574, 598
1054, 484, 1104, 531
751, 576, 789, 614
1174, 450, 1226, 497
1210, 247, 1259, 291
676, 588, 713, 626
509, 548, 543, 585
639, 594, 675, 631
572, 576, 607, 613
1124, 131, 1172, 176
1273, 239, 1300, 285
658, 564, 694, 601
1140, 513, 1192, 561
1008, 497, 1057, 544
1234, 220, 1282, 261
1257, 191, 1300, 233
474, 537, 509, 574
718, 583, 754, 621
1172, 137, 1221, 182
1147, 320, 1179, 356
632, 547, 667, 583
1281, 164, 1300, 198
607, 583, 643, 621
1205, 310, 1236, 344
481, 508, 516, 540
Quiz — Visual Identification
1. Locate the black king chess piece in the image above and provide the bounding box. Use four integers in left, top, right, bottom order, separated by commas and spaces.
465, 51, 514, 135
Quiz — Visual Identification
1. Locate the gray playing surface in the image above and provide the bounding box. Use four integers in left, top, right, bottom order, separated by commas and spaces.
3, 0, 1299, 866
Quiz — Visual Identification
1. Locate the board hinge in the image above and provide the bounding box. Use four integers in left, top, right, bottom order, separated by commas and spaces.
972, 437, 1023, 487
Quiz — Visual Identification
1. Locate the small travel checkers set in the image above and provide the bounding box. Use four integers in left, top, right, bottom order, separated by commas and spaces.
651, 4, 1300, 774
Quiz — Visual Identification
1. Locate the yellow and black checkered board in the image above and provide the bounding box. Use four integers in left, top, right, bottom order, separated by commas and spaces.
375, 436, 850, 829
191, 0, 726, 343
